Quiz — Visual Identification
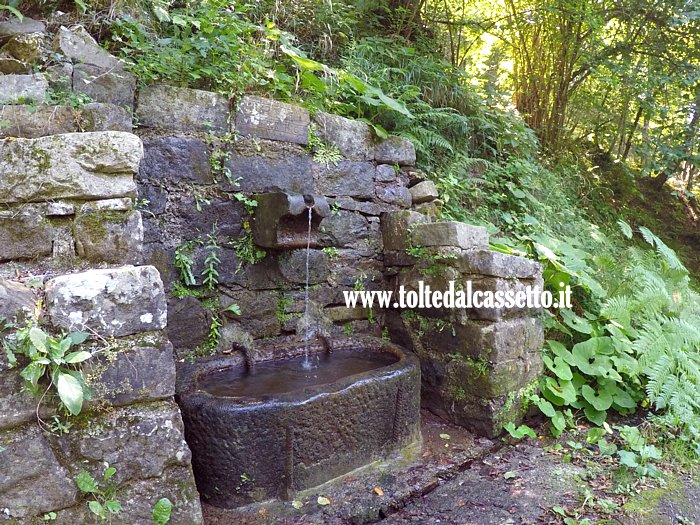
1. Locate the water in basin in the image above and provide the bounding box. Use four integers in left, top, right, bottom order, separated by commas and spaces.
200, 348, 398, 398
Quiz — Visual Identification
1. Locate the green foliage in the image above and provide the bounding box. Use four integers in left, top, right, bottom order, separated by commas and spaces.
110, 0, 294, 96
307, 123, 343, 167
231, 223, 266, 270
76, 465, 121, 520
174, 241, 196, 287
3, 325, 92, 417
152, 498, 173, 525
532, 222, 700, 440
504, 422, 537, 439
202, 227, 220, 291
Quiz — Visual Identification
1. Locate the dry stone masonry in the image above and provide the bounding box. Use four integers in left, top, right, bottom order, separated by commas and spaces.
0, 18, 545, 522
383, 215, 544, 437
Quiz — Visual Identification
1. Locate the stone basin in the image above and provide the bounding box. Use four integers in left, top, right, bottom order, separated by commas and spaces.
176, 335, 421, 508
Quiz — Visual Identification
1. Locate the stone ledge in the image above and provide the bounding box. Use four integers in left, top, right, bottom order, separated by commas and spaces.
235, 95, 309, 145
136, 84, 229, 132
411, 221, 489, 250
45, 265, 167, 337
455, 250, 542, 279
0, 131, 141, 205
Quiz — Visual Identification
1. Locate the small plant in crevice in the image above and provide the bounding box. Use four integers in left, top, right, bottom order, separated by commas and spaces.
174, 240, 197, 287
207, 131, 237, 187
202, 226, 221, 291
307, 122, 343, 167
152, 497, 173, 525
322, 246, 339, 258
230, 221, 266, 271
75, 465, 121, 521
3, 322, 96, 424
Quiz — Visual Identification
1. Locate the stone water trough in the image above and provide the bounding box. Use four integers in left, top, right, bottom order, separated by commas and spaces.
176, 335, 421, 508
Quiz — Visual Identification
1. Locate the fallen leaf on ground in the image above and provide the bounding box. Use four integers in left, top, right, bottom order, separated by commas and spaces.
317, 496, 330, 506
374, 487, 384, 496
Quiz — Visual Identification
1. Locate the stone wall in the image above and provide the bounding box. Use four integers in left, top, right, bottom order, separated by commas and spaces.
0, 268, 202, 524
132, 89, 422, 353
382, 216, 544, 437
0, 18, 545, 523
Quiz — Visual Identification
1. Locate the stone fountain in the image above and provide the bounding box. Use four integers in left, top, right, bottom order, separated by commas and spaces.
175, 192, 422, 508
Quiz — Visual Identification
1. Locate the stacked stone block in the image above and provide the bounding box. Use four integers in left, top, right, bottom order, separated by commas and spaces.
0, 267, 202, 524
383, 214, 544, 437
131, 85, 421, 353
0, 131, 144, 268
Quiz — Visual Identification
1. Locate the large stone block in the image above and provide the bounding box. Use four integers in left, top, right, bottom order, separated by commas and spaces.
411, 221, 489, 250
1, 33, 44, 64
0, 104, 76, 138
136, 84, 229, 132
0, 278, 35, 323
45, 265, 167, 337
73, 63, 136, 108
314, 160, 375, 198
140, 136, 212, 184
84, 333, 176, 407
220, 290, 281, 339
0, 57, 29, 74
278, 249, 329, 285
167, 296, 209, 351
73, 209, 143, 264
456, 249, 542, 279
0, 73, 47, 104
53, 26, 121, 70
319, 211, 369, 248
377, 185, 412, 208
0, 17, 45, 41
0, 426, 78, 518
313, 112, 373, 160
410, 180, 439, 204
0, 208, 52, 261
380, 210, 428, 252
225, 153, 314, 194
0, 370, 49, 429
0, 131, 141, 205
173, 197, 243, 239
374, 135, 416, 166
54, 401, 192, 482
235, 95, 309, 144
79, 102, 132, 132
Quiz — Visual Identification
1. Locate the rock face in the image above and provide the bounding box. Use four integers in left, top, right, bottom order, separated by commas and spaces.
235, 95, 310, 144
73, 63, 136, 108
0, 427, 78, 518
140, 136, 212, 184
375, 136, 416, 166
0, 278, 35, 322
313, 112, 374, 160
0, 17, 46, 40
0, 131, 141, 204
0, 73, 48, 104
53, 25, 121, 70
45, 266, 167, 336
136, 84, 229, 132
385, 220, 544, 437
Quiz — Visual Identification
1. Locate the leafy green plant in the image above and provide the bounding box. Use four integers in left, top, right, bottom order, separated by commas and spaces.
230, 222, 266, 270
152, 497, 173, 525
202, 227, 220, 291
307, 123, 343, 167
76, 465, 121, 520
3, 325, 92, 417
174, 241, 197, 286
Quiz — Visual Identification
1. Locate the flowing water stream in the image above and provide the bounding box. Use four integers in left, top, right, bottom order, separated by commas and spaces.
302, 205, 314, 370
